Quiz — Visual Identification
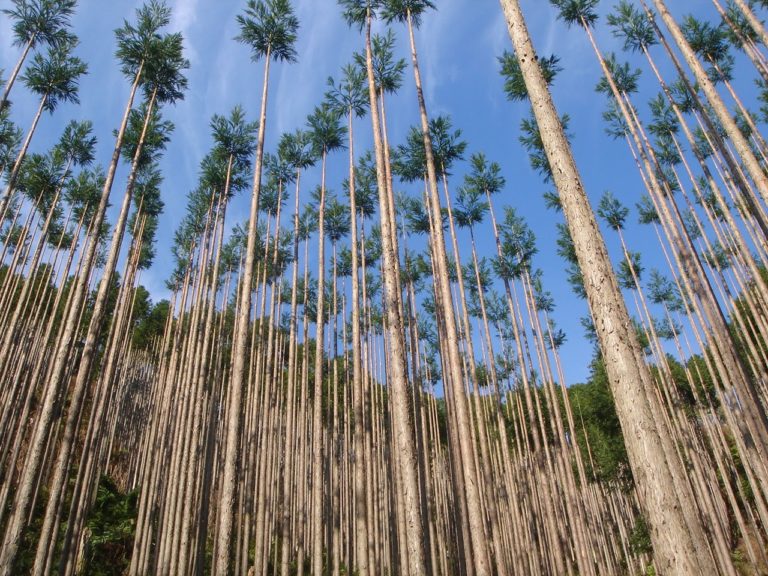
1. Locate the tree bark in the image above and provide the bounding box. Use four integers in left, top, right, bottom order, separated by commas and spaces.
0, 63, 143, 574
214, 46, 271, 576
498, 2, 716, 574
651, 0, 768, 209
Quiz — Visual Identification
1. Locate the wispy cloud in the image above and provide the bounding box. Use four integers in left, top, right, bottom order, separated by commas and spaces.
418, 0, 463, 109
272, 0, 352, 136
171, 0, 200, 62
487, 10, 508, 57
0, 13, 14, 75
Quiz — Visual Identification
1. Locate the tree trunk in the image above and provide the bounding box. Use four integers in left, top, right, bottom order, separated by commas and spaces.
732, 0, 768, 52
497, 2, 716, 574
0, 33, 35, 110
30, 88, 159, 576
214, 46, 271, 576
311, 148, 328, 576
0, 94, 47, 222
403, 9, 489, 575
651, 0, 768, 209
362, 9, 427, 575
347, 107, 369, 576
0, 62, 143, 574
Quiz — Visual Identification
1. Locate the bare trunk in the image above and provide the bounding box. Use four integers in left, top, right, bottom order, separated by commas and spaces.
0, 94, 47, 221
311, 148, 328, 576
214, 47, 271, 576
498, 2, 714, 574
404, 9, 489, 575
0, 63, 143, 574
0, 34, 35, 109
651, 0, 768, 209
362, 9, 427, 575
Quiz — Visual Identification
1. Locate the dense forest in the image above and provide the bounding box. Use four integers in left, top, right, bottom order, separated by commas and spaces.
1, 0, 768, 574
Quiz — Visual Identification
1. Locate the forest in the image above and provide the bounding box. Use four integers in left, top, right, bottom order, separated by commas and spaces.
1, 0, 768, 574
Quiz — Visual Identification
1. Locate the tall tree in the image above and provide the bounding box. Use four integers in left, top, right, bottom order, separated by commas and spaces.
383, 1, 491, 573
0, 119, 95, 366
343, 1, 430, 573
0, 3, 180, 572
1, 0, 77, 109
0, 40, 87, 222
276, 128, 315, 576
36, 98, 178, 576
215, 2, 299, 573
306, 101, 346, 576
649, 0, 768, 209
326, 59, 370, 576
501, 1, 717, 574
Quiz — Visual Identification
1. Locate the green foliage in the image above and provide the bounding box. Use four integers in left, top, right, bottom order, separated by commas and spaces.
364, 29, 406, 95
132, 293, 170, 349
682, 14, 734, 83
3, 0, 77, 51
381, 0, 436, 28
498, 51, 561, 102
628, 516, 653, 556
549, 0, 599, 28
597, 190, 629, 230
568, 356, 632, 486
236, 0, 300, 63
338, 0, 382, 28
607, 0, 657, 52
23, 41, 88, 113
518, 111, 571, 184
115, 0, 172, 80
80, 476, 139, 576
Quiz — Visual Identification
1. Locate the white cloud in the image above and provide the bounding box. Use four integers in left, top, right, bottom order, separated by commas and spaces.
208, 34, 238, 105
171, 0, 200, 62
418, 0, 463, 109
0, 7, 17, 81
0, 34, 11, 65
171, 0, 198, 32
487, 10, 508, 57
272, 0, 352, 136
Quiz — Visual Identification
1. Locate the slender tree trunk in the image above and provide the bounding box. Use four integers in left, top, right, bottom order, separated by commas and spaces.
311, 148, 328, 576
215, 46, 271, 576
347, 107, 369, 576
651, 0, 768, 209
31, 88, 159, 576
498, 2, 716, 574
0, 94, 47, 222
0, 62, 143, 574
0, 34, 35, 110
361, 9, 427, 575
403, 9, 489, 575
732, 0, 768, 52
280, 165, 304, 576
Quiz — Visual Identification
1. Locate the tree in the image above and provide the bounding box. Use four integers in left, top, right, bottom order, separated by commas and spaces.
1, 0, 77, 109
0, 120, 95, 368
0, 40, 89, 575
500, 1, 717, 573
649, 0, 768, 211
274, 128, 315, 576
0, 3, 185, 573
214, 2, 299, 573
31, 21, 186, 575
0, 40, 87, 221
326, 58, 370, 576
0, 109, 22, 179
383, 1, 490, 573
306, 100, 346, 576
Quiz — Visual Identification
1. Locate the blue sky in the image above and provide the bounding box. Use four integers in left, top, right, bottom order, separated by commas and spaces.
0, 0, 754, 384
